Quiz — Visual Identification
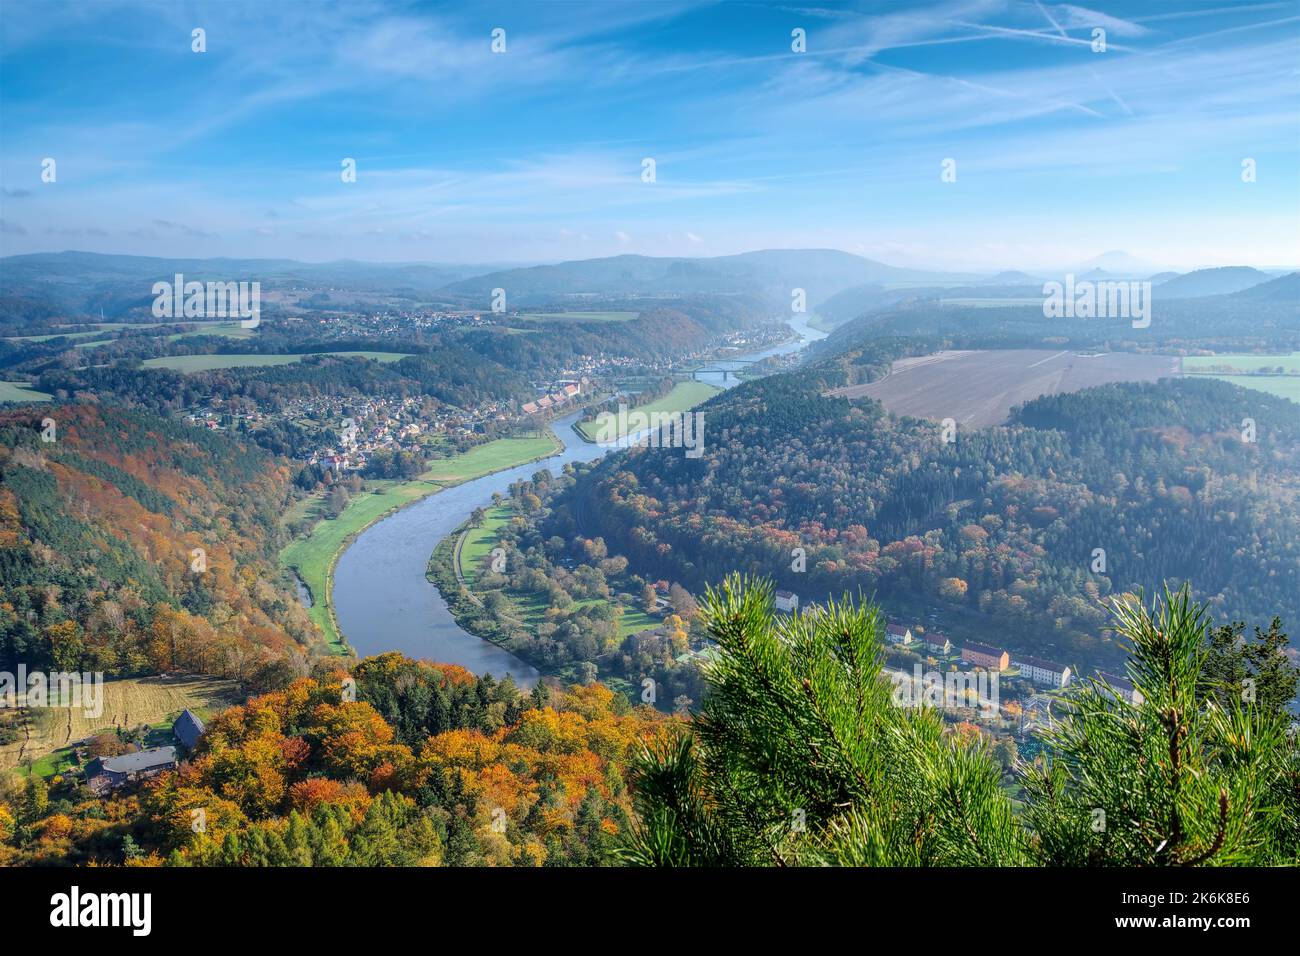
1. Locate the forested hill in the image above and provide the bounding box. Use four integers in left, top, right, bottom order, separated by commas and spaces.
0, 404, 317, 680
812, 293, 1300, 359
554, 374, 1300, 670
463, 293, 778, 371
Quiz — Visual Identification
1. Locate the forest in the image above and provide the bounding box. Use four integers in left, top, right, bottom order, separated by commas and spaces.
556, 374, 1300, 674
0, 654, 665, 866
0, 404, 318, 681
2, 583, 1293, 868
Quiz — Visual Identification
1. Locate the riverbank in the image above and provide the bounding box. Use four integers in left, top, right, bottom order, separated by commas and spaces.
279, 431, 562, 654
573, 380, 721, 442
429, 500, 666, 688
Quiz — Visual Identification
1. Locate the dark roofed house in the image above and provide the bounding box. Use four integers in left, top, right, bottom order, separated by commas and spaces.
85, 746, 178, 795
885, 623, 913, 646
925, 632, 952, 655
173, 708, 205, 750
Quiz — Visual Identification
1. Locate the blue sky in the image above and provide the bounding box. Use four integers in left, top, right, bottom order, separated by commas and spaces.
1, 0, 1297, 271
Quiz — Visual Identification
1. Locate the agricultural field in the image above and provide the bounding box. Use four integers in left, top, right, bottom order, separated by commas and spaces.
280, 432, 561, 650
1182, 353, 1300, 404
576, 380, 721, 441
0, 381, 53, 403
515, 311, 638, 323
142, 350, 409, 372
4, 322, 166, 343
167, 321, 258, 341
0, 675, 240, 776
827, 349, 1179, 428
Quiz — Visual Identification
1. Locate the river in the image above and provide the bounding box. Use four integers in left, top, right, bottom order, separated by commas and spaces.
332, 316, 827, 685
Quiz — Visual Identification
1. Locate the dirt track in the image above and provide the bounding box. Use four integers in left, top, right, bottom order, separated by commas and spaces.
827, 349, 1179, 427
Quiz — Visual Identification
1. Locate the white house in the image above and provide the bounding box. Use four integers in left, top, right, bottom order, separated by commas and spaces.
1012, 655, 1072, 688
775, 590, 799, 613
924, 632, 952, 656
886, 623, 913, 646
1098, 671, 1143, 705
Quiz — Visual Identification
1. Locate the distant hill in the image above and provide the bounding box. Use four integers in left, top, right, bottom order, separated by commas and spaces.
1148, 271, 1181, 285
1155, 266, 1273, 299
814, 283, 888, 326
1077, 250, 1163, 276
986, 270, 1041, 284
435, 249, 974, 308
0, 251, 506, 322
1229, 271, 1300, 302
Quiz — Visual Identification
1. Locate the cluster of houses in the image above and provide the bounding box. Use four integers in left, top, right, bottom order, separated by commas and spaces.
84, 709, 205, 796
774, 591, 1157, 704
520, 381, 583, 417
188, 390, 518, 476
883, 622, 1074, 688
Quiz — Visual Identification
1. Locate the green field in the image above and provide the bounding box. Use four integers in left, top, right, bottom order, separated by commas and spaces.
280, 432, 560, 651
0, 381, 53, 403
576, 380, 721, 440
143, 350, 409, 372
1183, 352, 1300, 373
516, 311, 638, 323
167, 321, 257, 341
1183, 353, 1300, 404
458, 505, 516, 585
7, 329, 110, 343
513, 591, 660, 638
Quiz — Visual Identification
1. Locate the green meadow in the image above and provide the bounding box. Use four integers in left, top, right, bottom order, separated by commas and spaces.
1183, 353, 1300, 404
576, 380, 720, 441
0, 381, 53, 403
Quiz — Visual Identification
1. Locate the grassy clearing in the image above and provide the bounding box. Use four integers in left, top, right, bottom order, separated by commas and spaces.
458, 505, 516, 586
6, 329, 110, 343
143, 351, 410, 372
516, 311, 638, 323
1183, 353, 1300, 404
0, 675, 240, 776
512, 591, 661, 638
279, 432, 561, 652
0, 381, 53, 403
5, 322, 168, 343
576, 380, 720, 441
167, 321, 257, 341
